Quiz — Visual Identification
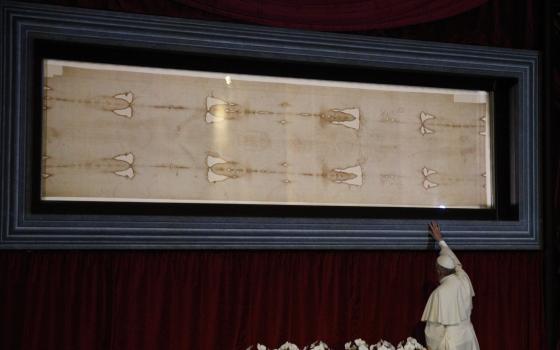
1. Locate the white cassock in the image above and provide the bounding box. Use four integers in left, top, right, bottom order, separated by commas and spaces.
421, 240, 480, 350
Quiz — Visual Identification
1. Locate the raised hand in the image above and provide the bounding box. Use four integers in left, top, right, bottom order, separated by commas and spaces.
428, 221, 443, 241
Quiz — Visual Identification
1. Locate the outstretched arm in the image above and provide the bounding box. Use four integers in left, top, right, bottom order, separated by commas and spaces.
428, 221, 462, 268
428, 221, 443, 242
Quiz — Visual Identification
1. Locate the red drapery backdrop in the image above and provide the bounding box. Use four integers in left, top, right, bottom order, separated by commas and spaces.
0, 250, 544, 349
28, 0, 540, 49
169, 0, 487, 31
2, 0, 551, 349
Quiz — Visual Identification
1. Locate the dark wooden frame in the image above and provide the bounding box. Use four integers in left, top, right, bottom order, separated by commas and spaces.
0, 1, 540, 249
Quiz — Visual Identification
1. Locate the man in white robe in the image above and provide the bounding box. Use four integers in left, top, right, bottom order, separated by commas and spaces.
421, 221, 480, 350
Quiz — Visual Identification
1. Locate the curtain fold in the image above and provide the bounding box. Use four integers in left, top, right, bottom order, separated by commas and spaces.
0, 253, 112, 350
169, 0, 487, 31
27, 0, 489, 31
29, 0, 539, 50
0, 250, 544, 349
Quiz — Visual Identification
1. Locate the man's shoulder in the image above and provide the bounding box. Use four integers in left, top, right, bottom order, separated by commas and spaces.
439, 274, 462, 289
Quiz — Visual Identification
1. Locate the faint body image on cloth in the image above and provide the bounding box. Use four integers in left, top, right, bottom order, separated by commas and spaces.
41, 60, 493, 208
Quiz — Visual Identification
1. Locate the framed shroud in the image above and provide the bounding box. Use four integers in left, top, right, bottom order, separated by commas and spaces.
0, 2, 540, 249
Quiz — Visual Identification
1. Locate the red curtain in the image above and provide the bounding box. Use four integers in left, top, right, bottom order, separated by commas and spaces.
28, 0, 539, 49
0, 250, 544, 349
169, 0, 487, 31
3, 0, 550, 348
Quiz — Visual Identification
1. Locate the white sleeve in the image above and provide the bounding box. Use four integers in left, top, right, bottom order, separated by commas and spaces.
439, 240, 462, 269
439, 240, 475, 297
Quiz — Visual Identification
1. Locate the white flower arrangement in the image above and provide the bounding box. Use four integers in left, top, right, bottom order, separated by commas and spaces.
370, 339, 395, 350
396, 337, 426, 350
344, 338, 369, 350
245, 344, 268, 350
277, 341, 300, 350
247, 337, 425, 350
304, 341, 330, 350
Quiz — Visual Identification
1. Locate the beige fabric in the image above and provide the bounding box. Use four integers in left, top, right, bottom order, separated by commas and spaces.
422, 241, 479, 350
425, 320, 479, 350
41, 60, 492, 208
